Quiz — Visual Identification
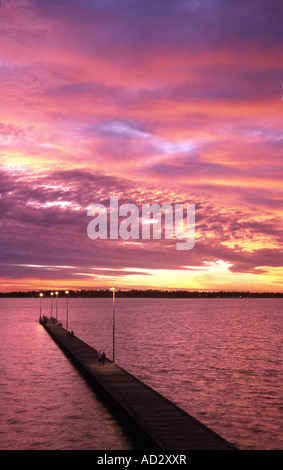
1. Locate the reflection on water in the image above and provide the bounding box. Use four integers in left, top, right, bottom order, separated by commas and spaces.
0, 297, 282, 449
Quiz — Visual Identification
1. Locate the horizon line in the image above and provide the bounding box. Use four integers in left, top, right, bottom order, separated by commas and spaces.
0, 288, 282, 296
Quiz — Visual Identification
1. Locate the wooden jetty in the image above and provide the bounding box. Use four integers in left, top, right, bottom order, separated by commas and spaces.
40, 317, 238, 450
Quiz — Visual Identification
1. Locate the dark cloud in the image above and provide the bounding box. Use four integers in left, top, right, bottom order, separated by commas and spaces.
33, 0, 283, 60
0, 166, 282, 284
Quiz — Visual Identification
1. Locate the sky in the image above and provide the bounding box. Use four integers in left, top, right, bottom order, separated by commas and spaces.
0, 0, 282, 292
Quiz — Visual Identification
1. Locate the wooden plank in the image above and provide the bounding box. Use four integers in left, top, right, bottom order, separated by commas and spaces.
40, 318, 238, 450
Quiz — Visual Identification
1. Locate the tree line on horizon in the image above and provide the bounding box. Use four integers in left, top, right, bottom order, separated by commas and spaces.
0, 289, 282, 298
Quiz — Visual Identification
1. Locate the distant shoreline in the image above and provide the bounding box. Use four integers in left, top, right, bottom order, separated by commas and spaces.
0, 289, 282, 298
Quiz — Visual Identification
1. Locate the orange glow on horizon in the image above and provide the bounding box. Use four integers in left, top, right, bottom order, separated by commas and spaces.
0, 261, 282, 294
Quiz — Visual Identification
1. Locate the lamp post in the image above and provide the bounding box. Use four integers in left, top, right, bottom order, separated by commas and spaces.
39, 292, 43, 320
50, 292, 54, 318
65, 290, 69, 331
55, 291, 59, 321
110, 287, 116, 363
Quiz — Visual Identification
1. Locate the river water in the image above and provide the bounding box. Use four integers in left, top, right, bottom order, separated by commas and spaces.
0, 297, 282, 450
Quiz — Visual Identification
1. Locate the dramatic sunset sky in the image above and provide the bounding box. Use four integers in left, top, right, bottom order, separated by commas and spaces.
0, 0, 282, 292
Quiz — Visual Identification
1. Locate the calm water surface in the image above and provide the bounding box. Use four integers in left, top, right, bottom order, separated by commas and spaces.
0, 297, 282, 450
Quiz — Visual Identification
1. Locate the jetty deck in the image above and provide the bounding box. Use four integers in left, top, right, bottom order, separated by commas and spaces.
40, 318, 238, 450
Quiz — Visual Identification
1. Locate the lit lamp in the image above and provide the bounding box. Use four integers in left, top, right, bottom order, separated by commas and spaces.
39, 292, 43, 320
110, 287, 116, 363
50, 292, 54, 317
55, 291, 59, 321
65, 290, 69, 330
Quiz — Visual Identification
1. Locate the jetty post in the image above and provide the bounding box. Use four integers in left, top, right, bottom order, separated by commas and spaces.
110, 287, 116, 363
39, 292, 43, 320
55, 291, 59, 321
50, 292, 54, 317
65, 290, 69, 330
